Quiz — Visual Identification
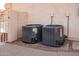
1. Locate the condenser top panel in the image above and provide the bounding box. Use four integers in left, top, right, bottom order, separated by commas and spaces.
43, 25, 63, 28
25, 24, 42, 28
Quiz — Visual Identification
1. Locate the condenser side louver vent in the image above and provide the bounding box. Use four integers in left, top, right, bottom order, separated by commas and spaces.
42, 25, 65, 47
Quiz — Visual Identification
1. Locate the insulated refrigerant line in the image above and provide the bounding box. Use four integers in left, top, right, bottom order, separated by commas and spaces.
50, 16, 53, 25
50, 11, 54, 25
66, 10, 70, 38
67, 15, 69, 37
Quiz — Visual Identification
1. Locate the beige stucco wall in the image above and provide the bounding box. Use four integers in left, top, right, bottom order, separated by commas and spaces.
11, 3, 79, 40
17, 12, 28, 38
